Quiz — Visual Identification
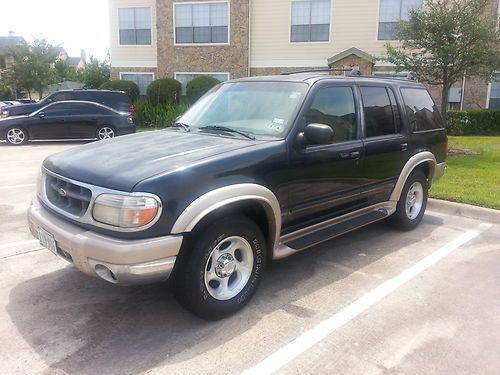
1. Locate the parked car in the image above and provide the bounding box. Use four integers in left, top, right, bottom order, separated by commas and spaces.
1, 89, 133, 118
0, 100, 135, 145
28, 72, 447, 319
1, 100, 23, 106
17, 99, 37, 104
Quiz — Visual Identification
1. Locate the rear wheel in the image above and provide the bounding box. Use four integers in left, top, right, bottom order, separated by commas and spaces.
97, 126, 115, 140
6, 127, 28, 146
387, 170, 428, 231
173, 215, 266, 320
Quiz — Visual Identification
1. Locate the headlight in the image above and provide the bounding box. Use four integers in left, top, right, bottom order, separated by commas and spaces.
92, 194, 161, 229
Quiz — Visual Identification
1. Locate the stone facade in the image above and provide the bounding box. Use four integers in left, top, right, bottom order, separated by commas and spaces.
110, 67, 158, 80
156, 0, 249, 80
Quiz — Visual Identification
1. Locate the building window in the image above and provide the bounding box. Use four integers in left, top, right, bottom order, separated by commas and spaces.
291, 0, 331, 42
489, 74, 500, 109
174, 2, 229, 44
175, 72, 229, 95
120, 73, 154, 95
378, 0, 422, 40
448, 87, 462, 110
119, 7, 152, 45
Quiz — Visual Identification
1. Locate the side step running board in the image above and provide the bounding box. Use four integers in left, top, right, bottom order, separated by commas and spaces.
273, 201, 396, 260
285, 210, 388, 250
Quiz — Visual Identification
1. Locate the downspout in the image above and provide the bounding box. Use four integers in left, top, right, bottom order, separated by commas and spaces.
460, 72, 466, 110
247, 0, 252, 77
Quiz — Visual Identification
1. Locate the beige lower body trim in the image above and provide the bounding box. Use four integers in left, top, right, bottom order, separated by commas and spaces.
28, 197, 182, 285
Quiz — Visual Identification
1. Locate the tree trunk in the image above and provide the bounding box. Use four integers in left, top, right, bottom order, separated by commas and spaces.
27, 90, 32, 100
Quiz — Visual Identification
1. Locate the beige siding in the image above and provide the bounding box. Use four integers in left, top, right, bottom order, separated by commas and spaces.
109, 0, 158, 68
250, 0, 390, 67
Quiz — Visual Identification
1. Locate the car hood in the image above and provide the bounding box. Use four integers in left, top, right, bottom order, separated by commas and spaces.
4, 103, 41, 116
43, 130, 262, 191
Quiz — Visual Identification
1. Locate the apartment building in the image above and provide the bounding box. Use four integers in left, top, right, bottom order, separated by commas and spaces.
108, 0, 500, 108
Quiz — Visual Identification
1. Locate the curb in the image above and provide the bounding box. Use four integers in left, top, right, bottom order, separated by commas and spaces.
428, 198, 500, 224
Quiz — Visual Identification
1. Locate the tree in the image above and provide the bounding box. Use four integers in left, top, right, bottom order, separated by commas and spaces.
385, 0, 500, 120
4, 38, 58, 99
53, 60, 79, 82
80, 56, 110, 89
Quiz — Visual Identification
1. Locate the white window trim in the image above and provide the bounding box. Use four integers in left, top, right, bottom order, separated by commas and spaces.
173, 1, 231, 47
288, 0, 333, 44
174, 72, 230, 80
118, 6, 154, 47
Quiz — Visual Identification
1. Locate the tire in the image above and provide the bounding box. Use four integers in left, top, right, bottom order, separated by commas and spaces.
173, 215, 267, 320
5, 127, 28, 146
96, 126, 116, 140
387, 170, 428, 231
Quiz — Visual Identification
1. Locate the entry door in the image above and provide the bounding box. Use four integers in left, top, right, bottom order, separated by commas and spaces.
358, 85, 409, 204
285, 85, 365, 232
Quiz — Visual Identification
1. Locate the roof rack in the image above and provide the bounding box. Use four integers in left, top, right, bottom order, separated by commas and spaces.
281, 68, 418, 81
280, 68, 362, 76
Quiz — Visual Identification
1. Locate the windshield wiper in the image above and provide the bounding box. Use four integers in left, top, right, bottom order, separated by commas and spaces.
199, 125, 255, 140
171, 122, 191, 132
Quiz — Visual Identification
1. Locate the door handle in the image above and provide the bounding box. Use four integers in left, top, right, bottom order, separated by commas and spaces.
350, 151, 360, 160
400, 143, 408, 151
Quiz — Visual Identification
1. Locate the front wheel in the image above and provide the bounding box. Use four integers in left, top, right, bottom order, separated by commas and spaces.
6, 127, 28, 146
96, 126, 115, 140
387, 170, 428, 231
173, 215, 266, 320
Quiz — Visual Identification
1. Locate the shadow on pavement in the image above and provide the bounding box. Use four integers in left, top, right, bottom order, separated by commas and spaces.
6, 214, 443, 375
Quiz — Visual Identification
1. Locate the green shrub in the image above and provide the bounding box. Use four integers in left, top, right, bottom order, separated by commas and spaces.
0, 83, 13, 100
446, 109, 500, 136
147, 78, 182, 105
100, 80, 140, 102
186, 75, 220, 103
134, 100, 188, 127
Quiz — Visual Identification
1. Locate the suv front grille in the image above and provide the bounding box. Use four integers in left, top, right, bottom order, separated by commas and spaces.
45, 174, 92, 217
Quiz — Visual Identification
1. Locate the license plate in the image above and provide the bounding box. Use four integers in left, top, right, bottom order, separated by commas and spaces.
38, 227, 57, 256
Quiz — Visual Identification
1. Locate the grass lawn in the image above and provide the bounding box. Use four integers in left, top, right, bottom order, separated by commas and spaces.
430, 136, 500, 209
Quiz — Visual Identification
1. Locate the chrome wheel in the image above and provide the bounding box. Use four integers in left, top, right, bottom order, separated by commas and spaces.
204, 236, 254, 301
405, 181, 424, 220
98, 127, 115, 140
6, 128, 26, 145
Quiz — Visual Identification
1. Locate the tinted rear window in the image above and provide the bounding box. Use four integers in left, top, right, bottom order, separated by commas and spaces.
70, 91, 131, 110
401, 88, 443, 131
360, 86, 400, 137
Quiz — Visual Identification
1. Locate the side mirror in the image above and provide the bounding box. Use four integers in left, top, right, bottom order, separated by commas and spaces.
298, 123, 334, 146
38, 112, 46, 118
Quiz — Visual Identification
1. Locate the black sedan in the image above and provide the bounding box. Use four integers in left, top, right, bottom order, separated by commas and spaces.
0, 101, 136, 145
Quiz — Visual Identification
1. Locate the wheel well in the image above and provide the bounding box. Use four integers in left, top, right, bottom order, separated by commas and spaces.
188, 201, 274, 259
413, 161, 433, 187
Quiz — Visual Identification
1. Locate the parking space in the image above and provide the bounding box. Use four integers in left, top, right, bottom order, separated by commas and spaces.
0, 143, 499, 375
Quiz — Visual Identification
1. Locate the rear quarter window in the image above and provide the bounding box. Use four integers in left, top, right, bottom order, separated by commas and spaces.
401, 88, 443, 131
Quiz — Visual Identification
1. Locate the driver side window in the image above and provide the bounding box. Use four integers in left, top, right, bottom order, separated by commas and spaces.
306, 86, 358, 143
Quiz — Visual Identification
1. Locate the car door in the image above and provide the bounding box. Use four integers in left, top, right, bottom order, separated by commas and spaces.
284, 84, 365, 232
65, 103, 100, 139
358, 85, 409, 204
28, 103, 70, 139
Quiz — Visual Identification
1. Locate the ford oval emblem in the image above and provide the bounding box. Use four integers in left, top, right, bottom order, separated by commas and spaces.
58, 188, 67, 197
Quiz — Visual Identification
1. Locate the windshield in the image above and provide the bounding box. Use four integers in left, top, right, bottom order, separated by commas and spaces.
178, 81, 308, 137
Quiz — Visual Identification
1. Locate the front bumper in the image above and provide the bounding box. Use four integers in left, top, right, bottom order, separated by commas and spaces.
28, 197, 183, 285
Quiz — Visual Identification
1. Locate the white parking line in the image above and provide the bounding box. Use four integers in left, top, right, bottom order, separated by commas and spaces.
0, 184, 36, 190
0, 239, 38, 250
242, 223, 492, 375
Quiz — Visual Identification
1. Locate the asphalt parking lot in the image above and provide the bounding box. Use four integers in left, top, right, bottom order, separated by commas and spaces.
0, 141, 499, 375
